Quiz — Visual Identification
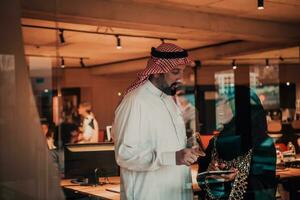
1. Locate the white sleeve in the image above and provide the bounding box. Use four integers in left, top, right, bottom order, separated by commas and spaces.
114, 96, 176, 172
83, 119, 94, 141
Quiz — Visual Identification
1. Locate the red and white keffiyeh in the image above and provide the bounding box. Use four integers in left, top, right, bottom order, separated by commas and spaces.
124, 43, 192, 96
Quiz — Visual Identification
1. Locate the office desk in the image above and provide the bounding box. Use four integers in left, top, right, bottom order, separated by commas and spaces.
277, 168, 300, 200
61, 167, 300, 200
61, 177, 120, 200
193, 165, 300, 199
61, 166, 201, 200
277, 168, 300, 179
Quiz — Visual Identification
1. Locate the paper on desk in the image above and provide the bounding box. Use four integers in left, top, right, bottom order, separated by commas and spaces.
105, 185, 120, 193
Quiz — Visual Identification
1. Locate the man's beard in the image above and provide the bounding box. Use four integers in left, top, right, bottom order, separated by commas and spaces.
161, 82, 180, 96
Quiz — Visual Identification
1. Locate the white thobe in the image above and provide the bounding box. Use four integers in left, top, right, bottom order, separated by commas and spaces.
113, 80, 193, 200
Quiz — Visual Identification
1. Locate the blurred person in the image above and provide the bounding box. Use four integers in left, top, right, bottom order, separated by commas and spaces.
41, 121, 59, 169
60, 115, 79, 145
113, 43, 205, 200
77, 102, 99, 143
41, 121, 56, 150
176, 92, 196, 136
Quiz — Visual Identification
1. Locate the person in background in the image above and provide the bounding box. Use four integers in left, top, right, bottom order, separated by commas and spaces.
61, 115, 80, 145
41, 121, 59, 169
176, 91, 196, 137
77, 102, 99, 143
41, 121, 57, 150
113, 43, 205, 200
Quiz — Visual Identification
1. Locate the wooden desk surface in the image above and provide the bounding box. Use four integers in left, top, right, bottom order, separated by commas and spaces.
61, 177, 120, 200
276, 168, 300, 179
61, 166, 201, 200
61, 166, 300, 199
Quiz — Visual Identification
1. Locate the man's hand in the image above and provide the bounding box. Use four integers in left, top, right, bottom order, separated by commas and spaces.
176, 148, 205, 166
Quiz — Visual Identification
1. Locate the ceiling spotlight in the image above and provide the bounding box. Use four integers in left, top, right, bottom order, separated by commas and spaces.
257, 0, 264, 10
286, 82, 290, 86
60, 57, 65, 68
116, 35, 122, 49
80, 57, 85, 67
232, 59, 237, 70
59, 29, 65, 43
265, 58, 269, 69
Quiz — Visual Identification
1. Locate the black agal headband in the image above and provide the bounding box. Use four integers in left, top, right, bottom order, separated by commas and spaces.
151, 47, 188, 59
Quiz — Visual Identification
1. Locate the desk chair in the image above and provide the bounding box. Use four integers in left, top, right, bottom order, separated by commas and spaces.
268, 120, 283, 143
291, 120, 300, 150
291, 120, 300, 130
98, 130, 105, 142
199, 135, 213, 150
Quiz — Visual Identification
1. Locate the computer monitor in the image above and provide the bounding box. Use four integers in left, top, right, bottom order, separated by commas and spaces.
64, 142, 119, 184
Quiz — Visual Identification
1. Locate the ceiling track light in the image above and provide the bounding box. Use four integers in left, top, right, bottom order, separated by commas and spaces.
22, 24, 177, 43
116, 35, 122, 49
61, 57, 65, 68
258, 0, 264, 10
232, 59, 237, 70
265, 58, 269, 68
80, 57, 85, 67
59, 29, 65, 43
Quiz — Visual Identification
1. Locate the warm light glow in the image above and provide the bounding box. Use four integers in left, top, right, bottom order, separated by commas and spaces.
286, 82, 290, 86
232, 59, 237, 70
118, 92, 122, 96
52, 96, 59, 125
61, 57, 65, 68
265, 58, 269, 69
44, 89, 49, 93
257, 0, 264, 10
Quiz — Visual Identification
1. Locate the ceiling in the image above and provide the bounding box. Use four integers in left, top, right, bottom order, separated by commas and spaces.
130, 0, 300, 24
21, 0, 300, 71
22, 18, 220, 67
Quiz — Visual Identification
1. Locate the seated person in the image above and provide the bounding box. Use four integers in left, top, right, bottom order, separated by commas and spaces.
198, 87, 276, 199
41, 121, 59, 169
41, 121, 56, 150
77, 102, 99, 143
60, 115, 80, 145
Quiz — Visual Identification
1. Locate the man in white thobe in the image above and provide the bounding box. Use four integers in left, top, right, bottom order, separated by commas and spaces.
113, 43, 203, 200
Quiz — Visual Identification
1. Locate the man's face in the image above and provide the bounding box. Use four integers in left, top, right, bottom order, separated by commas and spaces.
156, 66, 185, 96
